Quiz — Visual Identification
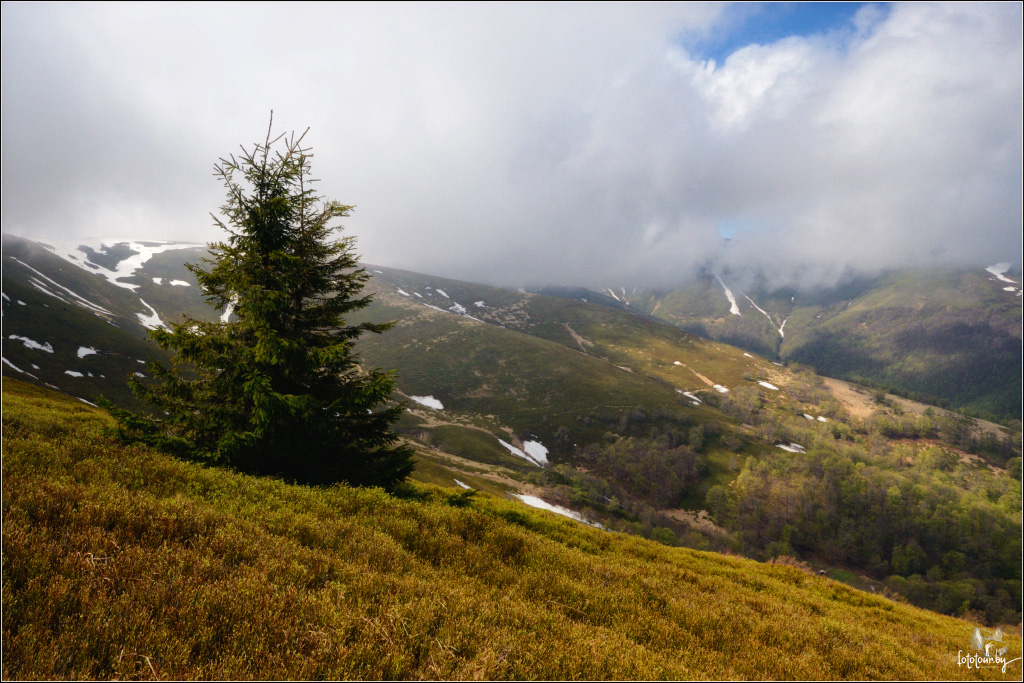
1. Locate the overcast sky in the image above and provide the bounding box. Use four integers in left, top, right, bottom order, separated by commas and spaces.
2, 2, 1021, 288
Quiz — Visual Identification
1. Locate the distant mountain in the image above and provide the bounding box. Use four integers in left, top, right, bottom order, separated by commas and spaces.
548, 267, 1022, 420
3, 233, 1020, 624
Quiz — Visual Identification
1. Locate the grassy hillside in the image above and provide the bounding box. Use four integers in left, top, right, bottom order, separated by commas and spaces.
3, 379, 1019, 680
781, 269, 1022, 419
1, 239, 175, 409
5, 245, 1020, 626
602, 268, 1022, 420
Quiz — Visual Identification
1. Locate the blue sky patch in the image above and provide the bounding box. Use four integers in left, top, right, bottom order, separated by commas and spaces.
689, 2, 883, 64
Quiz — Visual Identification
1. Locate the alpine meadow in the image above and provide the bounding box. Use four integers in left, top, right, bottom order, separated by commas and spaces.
2, 3, 1022, 681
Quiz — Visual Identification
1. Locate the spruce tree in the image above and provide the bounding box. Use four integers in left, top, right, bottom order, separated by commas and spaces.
114, 118, 413, 488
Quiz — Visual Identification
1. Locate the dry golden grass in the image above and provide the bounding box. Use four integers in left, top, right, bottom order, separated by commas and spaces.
3, 379, 1019, 680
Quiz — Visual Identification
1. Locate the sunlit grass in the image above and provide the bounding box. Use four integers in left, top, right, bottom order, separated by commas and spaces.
3, 378, 1017, 680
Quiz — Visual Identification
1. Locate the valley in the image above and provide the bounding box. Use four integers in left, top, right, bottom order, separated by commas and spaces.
582, 267, 1023, 420
2, 234, 1021, 630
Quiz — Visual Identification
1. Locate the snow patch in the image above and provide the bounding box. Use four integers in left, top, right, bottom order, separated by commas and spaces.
77, 398, 99, 407
497, 438, 545, 467
77, 346, 98, 358
50, 240, 202, 291
522, 441, 549, 466
474, 301, 486, 308
776, 443, 806, 453
817, 416, 828, 422
169, 280, 190, 287
409, 395, 444, 410
758, 381, 780, 391
713, 384, 730, 393
986, 263, 1016, 283
64, 370, 85, 378
449, 302, 467, 315
220, 296, 236, 323
136, 299, 166, 330
435, 289, 450, 298
0, 292, 8, 301
804, 414, 815, 421
8, 335, 54, 353
673, 361, 683, 366
3, 357, 38, 377
715, 274, 741, 316
11, 258, 113, 316
453, 479, 472, 490
514, 494, 602, 528
134, 372, 146, 378
743, 293, 786, 337
28, 278, 70, 304
679, 390, 702, 403
743, 353, 754, 358
396, 288, 410, 297
413, 292, 423, 298
152, 277, 163, 284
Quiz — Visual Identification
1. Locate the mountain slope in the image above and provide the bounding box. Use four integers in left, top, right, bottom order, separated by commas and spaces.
574, 267, 1023, 419
4, 379, 1018, 681
4, 235, 1020, 625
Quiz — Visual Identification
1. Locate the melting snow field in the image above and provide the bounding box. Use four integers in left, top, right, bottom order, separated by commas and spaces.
513, 494, 602, 528
136, 300, 166, 330
497, 438, 548, 467
46, 240, 203, 291
220, 297, 236, 324
715, 275, 741, 315
8, 335, 54, 353
409, 395, 444, 410
3, 357, 38, 377
522, 441, 549, 466
758, 381, 779, 391
986, 263, 1016, 283
77, 346, 98, 358
11, 257, 113, 317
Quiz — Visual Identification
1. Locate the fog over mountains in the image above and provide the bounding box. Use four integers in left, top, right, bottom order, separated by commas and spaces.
2, 2, 1021, 289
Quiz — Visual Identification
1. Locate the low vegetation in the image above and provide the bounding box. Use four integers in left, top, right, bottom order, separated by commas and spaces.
3, 379, 1020, 680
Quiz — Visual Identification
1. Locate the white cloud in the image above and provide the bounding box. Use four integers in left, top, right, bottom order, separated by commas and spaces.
2, 2, 1019, 288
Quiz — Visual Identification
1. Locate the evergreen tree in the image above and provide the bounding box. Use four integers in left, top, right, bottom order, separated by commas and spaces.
112, 118, 413, 488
